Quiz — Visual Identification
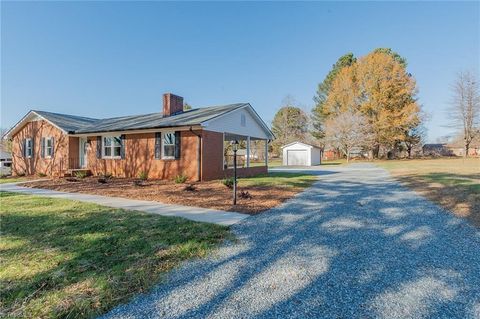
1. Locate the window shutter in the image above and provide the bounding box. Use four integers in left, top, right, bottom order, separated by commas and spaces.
154, 132, 162, 159
51, 137, 55, 157
96, 136, 102, 159
22, 139, 26, 157
31, 137, 35, 157
174, 131, 181, 159
41, 137, 45, 158
120, 134, 126, 159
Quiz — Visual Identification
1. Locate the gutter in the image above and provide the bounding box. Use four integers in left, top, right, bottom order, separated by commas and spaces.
189, 126, 202, 182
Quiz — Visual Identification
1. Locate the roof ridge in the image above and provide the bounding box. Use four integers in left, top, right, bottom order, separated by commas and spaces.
33, 109, 99, 121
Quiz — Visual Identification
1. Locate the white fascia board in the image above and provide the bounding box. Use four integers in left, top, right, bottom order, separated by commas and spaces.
2, 110, 68, 140
201, 104, 273, 140
71, 125, 203, 137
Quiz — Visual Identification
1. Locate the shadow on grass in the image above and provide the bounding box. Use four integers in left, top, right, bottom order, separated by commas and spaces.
394, 172, 479, 227
0, 192, 229, 319
240, 171, 331, 189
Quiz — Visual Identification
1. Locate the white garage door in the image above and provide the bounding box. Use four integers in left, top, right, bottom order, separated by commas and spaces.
287, 150, 307, 166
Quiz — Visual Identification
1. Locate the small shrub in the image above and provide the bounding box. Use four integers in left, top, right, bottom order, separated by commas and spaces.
16, 172, 26, 177
74, 171, 87, 179
183, 184, 197, 192
222, 177, 236, 189
174, 174, 188, 184
138, 171, 148, 181
239, 190, 252, 199
97, 177, 107, 184
66, 177, 78, 182
37, 172, 47, 177
102, 172, 113, 179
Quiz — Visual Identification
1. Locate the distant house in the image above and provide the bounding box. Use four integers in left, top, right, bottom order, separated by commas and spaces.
281, 142, 321, 166
422, 144, 453, 157
423, 143, 480, 157
3, 93, 274, 181
445, 144, 480, 157
0, 142, 12, 176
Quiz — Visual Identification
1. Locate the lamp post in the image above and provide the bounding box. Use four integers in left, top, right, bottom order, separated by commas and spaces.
231, 140, 239, 205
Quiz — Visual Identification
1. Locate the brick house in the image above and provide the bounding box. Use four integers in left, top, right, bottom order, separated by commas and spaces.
3, 93, 274, 181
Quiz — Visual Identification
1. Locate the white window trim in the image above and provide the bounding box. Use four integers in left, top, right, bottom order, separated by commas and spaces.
101, 135, 122, 159
25, 138, 33, 158
161, 131, 176, 160
44, 137, 53, 158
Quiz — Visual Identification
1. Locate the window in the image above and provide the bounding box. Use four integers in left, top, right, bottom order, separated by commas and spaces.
162, 132, 175, 159
44, 137, 53, 158
103, 136, 122, 158
241, 114, 246, 127
25, 138, 33, 158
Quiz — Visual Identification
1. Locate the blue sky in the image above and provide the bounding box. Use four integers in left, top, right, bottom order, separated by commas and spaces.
1, 1, 479, 142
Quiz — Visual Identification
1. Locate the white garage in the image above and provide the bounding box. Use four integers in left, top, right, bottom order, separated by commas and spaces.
282, 142, 321, 166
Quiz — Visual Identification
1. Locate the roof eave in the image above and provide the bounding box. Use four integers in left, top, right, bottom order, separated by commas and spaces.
72, 124, 204, 136
3, 110, 69, 140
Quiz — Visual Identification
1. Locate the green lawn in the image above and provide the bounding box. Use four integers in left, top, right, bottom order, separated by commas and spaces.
376, 157, 480, 227
0, 192, 229, 319
240, 172, 317, 189
0, 177, 27, 184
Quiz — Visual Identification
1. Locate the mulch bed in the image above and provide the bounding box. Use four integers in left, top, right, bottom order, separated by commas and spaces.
25, 177, 300, 215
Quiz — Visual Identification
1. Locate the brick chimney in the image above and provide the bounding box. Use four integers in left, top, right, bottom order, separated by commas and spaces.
163, 93, 184, 117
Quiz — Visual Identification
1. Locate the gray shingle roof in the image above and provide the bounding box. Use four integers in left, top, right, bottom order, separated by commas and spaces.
33, 110, 99, 133
36, 103, 248, 134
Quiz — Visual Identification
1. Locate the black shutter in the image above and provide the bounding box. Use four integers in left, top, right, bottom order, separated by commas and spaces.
154, 132, 162, 159
120, 134, 126, 159
41, 137, 45, 158
51, 137, 55, 157
22, 139, 26, 157
96, 136, 102, 159
174, 131, 181, 159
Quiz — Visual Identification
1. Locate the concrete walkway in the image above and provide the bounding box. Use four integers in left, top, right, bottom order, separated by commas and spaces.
0, 184, 249, 226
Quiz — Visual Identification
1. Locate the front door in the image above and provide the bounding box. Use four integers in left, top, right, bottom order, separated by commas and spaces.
79, 138, 88, 168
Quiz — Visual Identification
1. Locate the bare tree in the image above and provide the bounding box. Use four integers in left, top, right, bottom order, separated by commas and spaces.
449, 71, 480, 157
324, 110, 374, 162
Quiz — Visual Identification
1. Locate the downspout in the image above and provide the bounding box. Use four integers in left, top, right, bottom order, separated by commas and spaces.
189, 127, 202, 181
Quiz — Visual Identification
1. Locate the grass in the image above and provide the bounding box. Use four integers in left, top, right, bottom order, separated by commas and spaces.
0, 192, 229, 319
0, 177, 27, 184
377, 157, 480, 226
322, 159, 348, 165
240, 172, 317, 189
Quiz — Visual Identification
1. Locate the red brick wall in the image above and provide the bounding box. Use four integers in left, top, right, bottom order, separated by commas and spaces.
86, 130, 200, 180
201, 130, 224, 180
11, 124, 267, 180
11, 120, 70, 176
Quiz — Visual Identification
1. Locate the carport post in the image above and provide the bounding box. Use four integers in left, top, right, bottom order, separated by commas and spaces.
265, 140, 269, 167
231, 140, 239, 205
246, 136, 251, 167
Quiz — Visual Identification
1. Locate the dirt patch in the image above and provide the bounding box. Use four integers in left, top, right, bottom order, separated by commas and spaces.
24, 177, 302, 214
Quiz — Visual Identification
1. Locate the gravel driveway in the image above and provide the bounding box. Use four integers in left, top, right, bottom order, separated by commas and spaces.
101, 163, 480, 319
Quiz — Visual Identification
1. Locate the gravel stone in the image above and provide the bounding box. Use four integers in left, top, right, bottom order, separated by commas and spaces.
100, 163, 480, 319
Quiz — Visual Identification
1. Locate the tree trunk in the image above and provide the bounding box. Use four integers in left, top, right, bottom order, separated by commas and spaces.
407, 145, 412, 159
465, 142, 470, 158
373, 144, 380, 159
